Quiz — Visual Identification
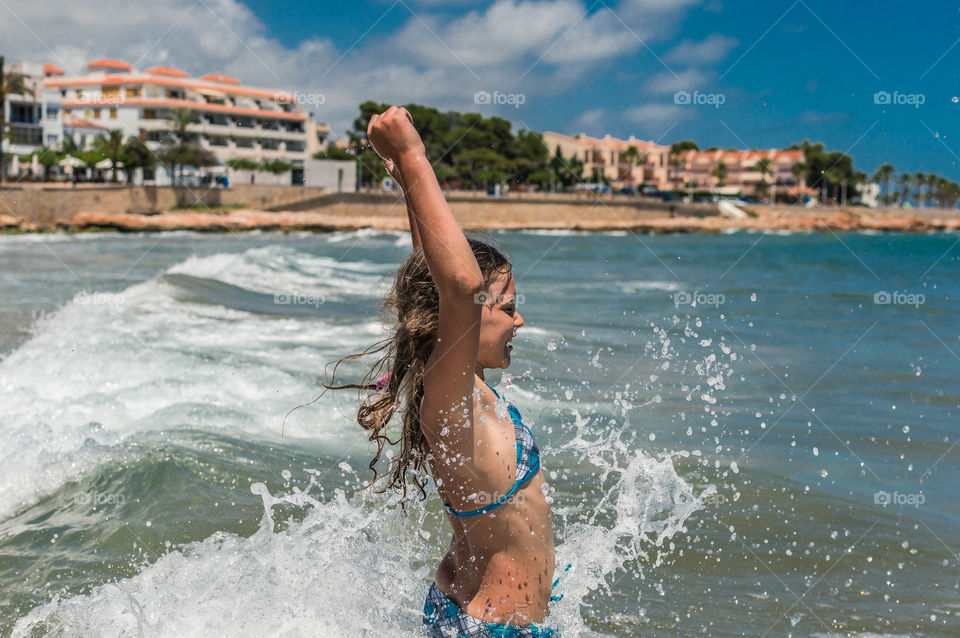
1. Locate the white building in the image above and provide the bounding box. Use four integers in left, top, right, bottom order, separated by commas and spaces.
37, 58, 331, 184
2, 62, 63, 177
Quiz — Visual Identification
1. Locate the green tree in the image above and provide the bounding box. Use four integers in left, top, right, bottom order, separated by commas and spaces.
549, 146, 583, 189
313, 146, 353, 160
873, 163, 895, 205
261, 159, 295, 174
92, 129, 125, 182
754, 158, 773, 202
896, 173, 911, 206
620, 145, 643, 189
711, 161, 728, 188
120, 136, 156, 184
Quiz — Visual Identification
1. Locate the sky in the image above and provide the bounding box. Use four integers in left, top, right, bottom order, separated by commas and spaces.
2, 0, 959, 180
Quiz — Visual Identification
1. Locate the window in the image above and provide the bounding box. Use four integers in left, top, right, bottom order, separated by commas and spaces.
93, 109, 102, 119
46, 134, 59, 146
110, 109, 118, 119
143, 109, 157, 119
45, 105, 60, 119
9, 103, 38, 124
126, 87, 141, 97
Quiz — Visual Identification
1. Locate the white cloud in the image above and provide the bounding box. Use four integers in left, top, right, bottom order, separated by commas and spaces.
567, 107, 607, 134
624, 103, 687, 130
663, 34, 738, 65
0, 0, 704, 137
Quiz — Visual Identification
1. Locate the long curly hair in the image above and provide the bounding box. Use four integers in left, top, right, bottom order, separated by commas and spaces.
286, 236, 512, 505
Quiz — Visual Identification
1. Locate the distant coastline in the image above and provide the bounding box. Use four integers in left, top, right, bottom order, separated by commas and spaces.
1, 185, 958, 234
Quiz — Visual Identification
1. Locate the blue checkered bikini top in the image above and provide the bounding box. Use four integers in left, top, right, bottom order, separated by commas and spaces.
442, 383, 541, 518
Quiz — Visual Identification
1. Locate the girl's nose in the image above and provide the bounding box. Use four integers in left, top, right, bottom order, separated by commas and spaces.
515, 311, 524, 328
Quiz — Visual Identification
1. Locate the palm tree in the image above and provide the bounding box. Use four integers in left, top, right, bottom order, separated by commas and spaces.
913, 172, 926, 208
711, 161, 728, 189
873, 163, 895, 206
120, 136, 156, 184
754, 158, 773, 202
620, 145, 641, 189
896, 173, 911, 207
790, 161, 807, 194
93, 129, 125, 182
165, 108, 197, 184
0, 56, 35, 185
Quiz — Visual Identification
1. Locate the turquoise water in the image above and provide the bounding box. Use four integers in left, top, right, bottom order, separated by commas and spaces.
0, 229, 957, 636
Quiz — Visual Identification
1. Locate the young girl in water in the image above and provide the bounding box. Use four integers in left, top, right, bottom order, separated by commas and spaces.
332, 106, 558, 637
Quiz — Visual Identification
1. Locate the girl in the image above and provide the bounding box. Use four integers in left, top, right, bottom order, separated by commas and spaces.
335, 106, 558, 637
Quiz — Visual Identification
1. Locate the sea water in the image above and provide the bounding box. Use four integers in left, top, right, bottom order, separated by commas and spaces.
0, 229, 957, 636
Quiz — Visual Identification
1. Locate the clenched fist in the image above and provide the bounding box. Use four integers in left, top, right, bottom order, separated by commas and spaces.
367, 106, 425, 164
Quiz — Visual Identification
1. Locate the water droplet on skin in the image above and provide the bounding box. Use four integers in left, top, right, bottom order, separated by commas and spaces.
750, 292, 757, 302
902, 425, 910, 433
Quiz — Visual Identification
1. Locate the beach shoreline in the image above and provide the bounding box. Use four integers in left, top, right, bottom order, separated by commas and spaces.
2, 188, 959, 234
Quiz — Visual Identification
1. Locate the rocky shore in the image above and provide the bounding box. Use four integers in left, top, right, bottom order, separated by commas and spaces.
3, 199, 959, 234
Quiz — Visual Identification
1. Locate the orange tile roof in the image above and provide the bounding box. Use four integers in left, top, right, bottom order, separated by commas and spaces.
64, 116, 106, 130
146, 66, 190, 78
46, 75, 295, 102
87, 58, 132, 71
201, 73, 241, 85
61, 97, 307, 121
44, 63, 65, 76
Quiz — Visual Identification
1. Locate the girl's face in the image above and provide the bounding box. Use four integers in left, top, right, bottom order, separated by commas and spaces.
477, 271, 524, 371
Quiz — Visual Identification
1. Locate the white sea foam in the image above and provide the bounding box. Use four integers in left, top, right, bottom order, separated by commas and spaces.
0, 246, 392, 520
13, 419, 704, 638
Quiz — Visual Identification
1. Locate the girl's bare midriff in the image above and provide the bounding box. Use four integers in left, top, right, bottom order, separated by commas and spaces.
430, 383, 555, 625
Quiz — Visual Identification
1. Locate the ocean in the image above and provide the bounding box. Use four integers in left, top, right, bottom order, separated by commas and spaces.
0, 229, 956, 637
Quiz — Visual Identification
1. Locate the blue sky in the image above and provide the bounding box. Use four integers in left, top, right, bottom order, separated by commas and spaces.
3, 0, 959, 179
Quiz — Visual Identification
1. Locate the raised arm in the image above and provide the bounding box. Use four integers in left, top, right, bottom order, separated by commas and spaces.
367, 107, 483, 450
385, 158, 421, 249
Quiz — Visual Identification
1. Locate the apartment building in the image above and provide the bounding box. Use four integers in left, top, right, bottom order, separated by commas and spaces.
1, 61, 64, 172
40, 58, 330, 183
542, 131, 669, 189
542, 131, 808, 200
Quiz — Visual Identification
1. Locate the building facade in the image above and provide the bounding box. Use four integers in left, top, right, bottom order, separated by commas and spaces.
542, 131, 808, 200
35, 58, 329, 184
2, 61, 64, 174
